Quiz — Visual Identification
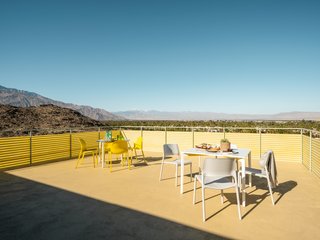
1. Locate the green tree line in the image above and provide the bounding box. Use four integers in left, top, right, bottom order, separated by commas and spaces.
106, 120, 320, 132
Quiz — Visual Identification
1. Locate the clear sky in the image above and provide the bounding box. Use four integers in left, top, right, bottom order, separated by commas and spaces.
0, 0, 319, 114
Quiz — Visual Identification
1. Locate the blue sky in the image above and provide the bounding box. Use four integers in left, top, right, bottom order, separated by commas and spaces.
0, 0, 320, 114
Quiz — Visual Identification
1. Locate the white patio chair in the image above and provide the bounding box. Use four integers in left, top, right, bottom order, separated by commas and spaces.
197, 144, 238, 172
159, 144, 192, 186
238, 150, 277, 205
193, 157, 241, 221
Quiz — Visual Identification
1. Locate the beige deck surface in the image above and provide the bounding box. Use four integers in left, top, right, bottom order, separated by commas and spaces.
1, 152, 320, 239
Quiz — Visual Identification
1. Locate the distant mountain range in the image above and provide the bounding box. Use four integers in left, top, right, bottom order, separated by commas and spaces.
114, 110, 320, 121
0, 85, 124, 121
1, 85, 319, 121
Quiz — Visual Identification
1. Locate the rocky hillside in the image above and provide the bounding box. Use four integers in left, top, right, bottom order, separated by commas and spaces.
0, 85, 124, 121
0, 104, 105, 136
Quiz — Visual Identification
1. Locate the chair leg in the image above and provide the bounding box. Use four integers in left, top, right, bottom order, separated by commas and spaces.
81, 153, 85, 165
75, 155, 81, 169
238, 171, 246, 188
266, 174, 275, 205
175, 165, 178, 186
107, 152, 110, 167
235, 185, 242, 220
202, 186, 206, 222
92, 152, 95, 168
120, 154, 124, 167
134, 149, 138, 161
109, 153, 112, 173
190, 163, 193, 182
128, 154, 132, 170
238, 172, 241, 187
98, 142, 102, 163
141, 149, 146, 163
193, 177, 197, 204
159, 162, 164, 181
76, 153, 85, 168
130, 154, 132, 169
126, 154, 129, 169
220, 190, 224, 204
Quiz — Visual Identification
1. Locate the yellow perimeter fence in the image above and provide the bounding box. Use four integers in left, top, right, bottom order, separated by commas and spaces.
0, 127, 319, 178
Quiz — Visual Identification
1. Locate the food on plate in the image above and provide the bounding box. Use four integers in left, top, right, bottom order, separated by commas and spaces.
196, 143, 218, 149
207, 146, 220, 152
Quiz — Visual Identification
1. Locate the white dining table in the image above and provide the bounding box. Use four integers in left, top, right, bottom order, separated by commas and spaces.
97, 139, 112, 168
180, 148, 251, 207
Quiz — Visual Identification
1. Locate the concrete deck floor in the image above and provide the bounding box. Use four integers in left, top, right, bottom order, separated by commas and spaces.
1, 152, 320, 240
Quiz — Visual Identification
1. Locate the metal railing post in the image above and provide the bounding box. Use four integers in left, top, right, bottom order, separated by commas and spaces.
140, 126, 143, 138
309, 131, 312, 172
259, 128, 262, 157
223, 128, 226, 139
301, 129, 303, 164
29, 131, 32, 165
165, 127, 167, 144
98, 127, 101, 140
192, 127, 194, 148
70, 129, 72, 159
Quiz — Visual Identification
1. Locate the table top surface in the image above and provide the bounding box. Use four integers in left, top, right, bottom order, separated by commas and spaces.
97, 139, 113, 143
97, 139, 130, 143
181, 148, 251, 159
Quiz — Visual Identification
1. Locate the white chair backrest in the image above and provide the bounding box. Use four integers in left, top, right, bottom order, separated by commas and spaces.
202, 158, 237, 178
163, 144, 180, 157
259, 150, 273, 169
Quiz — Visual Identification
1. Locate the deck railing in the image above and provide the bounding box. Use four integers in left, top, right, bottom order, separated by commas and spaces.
0, 126, 319, 178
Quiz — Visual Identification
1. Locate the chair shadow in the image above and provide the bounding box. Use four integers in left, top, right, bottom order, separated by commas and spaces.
197, 192, 239, 221
95, 159, 138, 173
144, 156, 163, 163
160, 176, 176, 181
103, 157, 150, 169
160, 177, 193, 190
190, 181, 240, 218
193, 189, 221, 205
192, 177, 298, 220
206, 203, 233, 221
273, 180, 298, 204
241, 177, 298, 219
132, 162, 148, 167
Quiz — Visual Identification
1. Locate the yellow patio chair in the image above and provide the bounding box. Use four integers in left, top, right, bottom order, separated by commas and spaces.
76, 138, 98, 168
130, 136, 146, 163
108, 140, 132, 172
